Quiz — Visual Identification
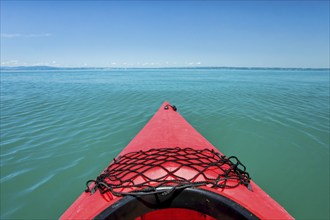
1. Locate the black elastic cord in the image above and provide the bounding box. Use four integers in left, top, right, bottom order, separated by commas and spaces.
164, 104, 177, 111
85, 147, 252, 196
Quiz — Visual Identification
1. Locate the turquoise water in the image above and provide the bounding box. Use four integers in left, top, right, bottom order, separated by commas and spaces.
1, 68, 329, 219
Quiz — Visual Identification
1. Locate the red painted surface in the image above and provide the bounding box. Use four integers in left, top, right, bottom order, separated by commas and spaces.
135, 208, 216, 220
60, 102, 293, 219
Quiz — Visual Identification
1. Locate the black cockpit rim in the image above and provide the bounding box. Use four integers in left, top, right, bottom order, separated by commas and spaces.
93, 187, 259, 220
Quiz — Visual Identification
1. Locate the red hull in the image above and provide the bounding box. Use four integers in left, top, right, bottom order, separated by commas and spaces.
60, 102, 293, 219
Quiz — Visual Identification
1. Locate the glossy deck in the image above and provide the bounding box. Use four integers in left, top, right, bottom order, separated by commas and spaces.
60, 102, 293, 219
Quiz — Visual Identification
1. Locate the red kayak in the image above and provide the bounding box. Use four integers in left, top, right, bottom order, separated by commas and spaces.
60, 102, 293, 219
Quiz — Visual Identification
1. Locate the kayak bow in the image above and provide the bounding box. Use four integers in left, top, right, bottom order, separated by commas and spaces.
60, 102, 293, 220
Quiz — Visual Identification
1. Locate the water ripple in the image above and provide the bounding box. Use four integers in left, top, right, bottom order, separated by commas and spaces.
0, 69, 329, 219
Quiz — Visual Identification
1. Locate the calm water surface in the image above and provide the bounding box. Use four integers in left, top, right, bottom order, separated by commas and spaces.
1, 68, 329, 219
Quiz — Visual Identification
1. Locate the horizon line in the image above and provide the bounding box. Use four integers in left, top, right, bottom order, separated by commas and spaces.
1, 65, 329, 70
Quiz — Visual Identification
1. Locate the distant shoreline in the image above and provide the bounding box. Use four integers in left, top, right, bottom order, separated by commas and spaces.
1, 66, 329, 71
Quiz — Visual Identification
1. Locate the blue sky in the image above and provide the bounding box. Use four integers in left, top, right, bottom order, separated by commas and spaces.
1, 1, 329, 68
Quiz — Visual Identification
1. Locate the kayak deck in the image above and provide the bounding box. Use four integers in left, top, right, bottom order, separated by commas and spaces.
85, 147, 251, 197
60, 102, 293, 219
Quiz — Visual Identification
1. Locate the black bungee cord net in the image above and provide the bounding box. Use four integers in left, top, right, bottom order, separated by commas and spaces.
85, 147, 252, 197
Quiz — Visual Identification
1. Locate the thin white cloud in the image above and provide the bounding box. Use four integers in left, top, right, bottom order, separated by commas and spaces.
32, 62, 50, 66
1, 34, 21, 38
1, 33, 52, 38
0, 60, 59, 67
1, 60, 19, 66
187, 62, 202, 66
27, 33, 52, 37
